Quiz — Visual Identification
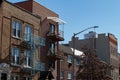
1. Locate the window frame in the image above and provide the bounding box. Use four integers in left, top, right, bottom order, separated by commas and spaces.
12, 20, 22, 39
24, 50, 32, 68
60, 71, 64, 79
49, 42, 55, 54
67, 55, 72, 63
76, 57, 80, 65
67, 72, 73, 79
24, 24, 32, 41
11, 47, 20, 66
23, 76, 31, 80
49, 24, 55, 35
11, 75, 20, 80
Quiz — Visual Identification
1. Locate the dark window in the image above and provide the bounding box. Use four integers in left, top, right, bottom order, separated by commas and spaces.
49, 24, 55, 35
11, 75, 19, 80
49, 43, 55, 54
76, 58, 80, 65
49, 60, 55, 69
24, 77, 31, 80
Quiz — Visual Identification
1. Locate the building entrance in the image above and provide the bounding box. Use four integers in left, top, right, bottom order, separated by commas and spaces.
0, 63, 12, 80
1, 73, 7, 80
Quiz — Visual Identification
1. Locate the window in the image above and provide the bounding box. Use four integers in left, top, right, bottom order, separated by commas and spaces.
12, 20, 21, 38
67, 72, 73, 79
25, 25, 32, 41
11, 48, 20, 65
24, 50, 31, 68
24, 77, 31, 80
49, 43, 55, 54
60, 71, 64, 79
67, 55, 72, 63
11, 75, 19, 80
76, 58, 80, 65
49, 24, 55, 35
48, 60, 55, 68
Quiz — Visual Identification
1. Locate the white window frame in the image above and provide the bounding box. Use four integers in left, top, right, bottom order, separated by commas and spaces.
12, 75, 19, 80
67, 55, 72, 63
11, 48, 20, 66
24, 76, 31, 80
12, 20, 21, 38
60, 71, 64, 79
24, 50, 31, 68
24, 25, 32, 41
67, 72, 72, 79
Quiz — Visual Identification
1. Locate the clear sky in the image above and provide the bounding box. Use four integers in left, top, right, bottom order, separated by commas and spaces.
9, 0, 120, 52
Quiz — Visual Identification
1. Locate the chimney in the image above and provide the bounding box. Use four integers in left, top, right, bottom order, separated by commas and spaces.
27, 0, 34, 1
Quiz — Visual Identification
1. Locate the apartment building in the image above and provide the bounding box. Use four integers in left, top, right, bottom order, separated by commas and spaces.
59, 44, 82, 80
15, 0, 65, 80
0, 0, 46, 80
0, 0, 65, 80
69, 32, 119, 80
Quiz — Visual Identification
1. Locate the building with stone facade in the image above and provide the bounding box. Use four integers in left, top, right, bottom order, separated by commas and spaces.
69, 32, 119, 80
0, 0, 65, 80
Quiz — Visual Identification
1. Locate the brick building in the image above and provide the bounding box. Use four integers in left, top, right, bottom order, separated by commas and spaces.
0, 0, 65, 80
69, 32, 119, 80
59, 44, 83, 80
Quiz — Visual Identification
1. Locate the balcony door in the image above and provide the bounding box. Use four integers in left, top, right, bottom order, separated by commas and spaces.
50, 24, 55, 35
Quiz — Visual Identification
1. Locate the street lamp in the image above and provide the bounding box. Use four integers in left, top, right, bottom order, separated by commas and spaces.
72, 26, 99, 80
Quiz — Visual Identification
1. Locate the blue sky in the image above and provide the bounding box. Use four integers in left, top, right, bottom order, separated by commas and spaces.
10, 0, 120, 52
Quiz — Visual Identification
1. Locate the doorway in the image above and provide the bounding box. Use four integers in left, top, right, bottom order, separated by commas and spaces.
1, 73, 7, 80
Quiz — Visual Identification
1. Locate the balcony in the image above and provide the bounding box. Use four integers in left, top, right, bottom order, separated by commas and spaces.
20, 34, 45, 51
47, 50, 62, 60
47, 30, 64, 41
20, 41, 31, 50
47, 17, 66, 41
33, 61, 45, 71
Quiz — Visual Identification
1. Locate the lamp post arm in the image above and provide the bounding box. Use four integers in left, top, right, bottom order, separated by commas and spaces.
74, 26, 99, 37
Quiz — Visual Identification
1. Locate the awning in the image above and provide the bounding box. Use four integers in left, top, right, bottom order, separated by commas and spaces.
47, 17, 66, 24
39, 71, 54, 80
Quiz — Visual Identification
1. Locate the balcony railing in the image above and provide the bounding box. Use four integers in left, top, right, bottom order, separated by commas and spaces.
59, 30, 64, 39
20, 34, 45, 50
47, 30, 64, 41
47, 50, 62, 60
33, 61, 45, 71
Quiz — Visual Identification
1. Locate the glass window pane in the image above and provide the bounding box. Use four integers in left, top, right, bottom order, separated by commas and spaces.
25, 26, 32, 41
12, 20, 21, 38
68, 55, 72, 63
24, 50, 31, 66
50, 24, 55, 34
